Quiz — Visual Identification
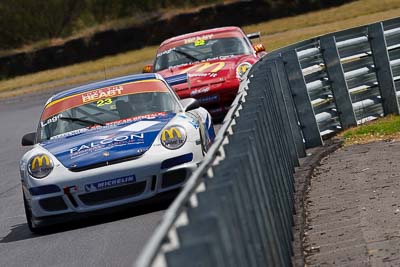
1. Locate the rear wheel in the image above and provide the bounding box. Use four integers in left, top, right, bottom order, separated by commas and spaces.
23, 194, 46, 234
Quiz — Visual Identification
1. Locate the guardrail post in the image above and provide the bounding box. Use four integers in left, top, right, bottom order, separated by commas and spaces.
368, 22, 400, 115
165, 240, 221, 267
274, 58, 307, 158
282, 50, 323, 148
191, 184, 252, 267
320, 36, 357, 129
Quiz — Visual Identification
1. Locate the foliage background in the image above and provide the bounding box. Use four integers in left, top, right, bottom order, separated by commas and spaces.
0, 0, 334, 50
0, 0, 219, 49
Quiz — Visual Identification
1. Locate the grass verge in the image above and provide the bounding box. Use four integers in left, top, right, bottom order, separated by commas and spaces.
0, 46, 157, 98
339, 115, 400, 146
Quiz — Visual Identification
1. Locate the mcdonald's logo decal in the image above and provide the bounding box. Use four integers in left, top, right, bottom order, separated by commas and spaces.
161, 127, 182, 141
180, 62, 225, 74
161, 126, 187, 149
31, 155, 51, 170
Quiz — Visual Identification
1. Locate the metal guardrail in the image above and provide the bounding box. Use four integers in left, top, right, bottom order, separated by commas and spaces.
136, 17, 400, 267
271, 17, 400, 147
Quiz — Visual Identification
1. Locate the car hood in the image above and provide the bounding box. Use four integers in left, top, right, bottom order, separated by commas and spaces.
157, 55, 254, 91
40, 113, 175, 170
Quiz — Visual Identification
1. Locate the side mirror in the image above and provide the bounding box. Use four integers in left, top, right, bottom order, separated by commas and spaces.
253, 43, 266, 54
22, 132, 36, 146
246, 32, 261, 40
180, 98, 200, 112
142, 64, 153, 73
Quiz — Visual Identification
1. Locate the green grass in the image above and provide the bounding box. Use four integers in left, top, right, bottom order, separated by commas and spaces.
243, 0, 400, 51
340, 116, 400, 145
0, 46, 158, 98
0, 0, 399, 99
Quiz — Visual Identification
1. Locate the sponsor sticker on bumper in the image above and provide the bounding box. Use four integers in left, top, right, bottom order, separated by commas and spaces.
84, 175, 136, 192
197, 95, 219, 104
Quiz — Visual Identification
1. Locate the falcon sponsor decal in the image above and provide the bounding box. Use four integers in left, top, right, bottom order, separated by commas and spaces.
84, 175, 136, 192
70, 133, 144, 155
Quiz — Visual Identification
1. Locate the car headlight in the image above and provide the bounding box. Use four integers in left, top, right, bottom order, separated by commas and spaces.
160, 126, 187, 150
236, 62, 252, 80
28, 154, 53, 178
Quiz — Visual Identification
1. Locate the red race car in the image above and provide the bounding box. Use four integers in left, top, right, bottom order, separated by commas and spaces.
144, 26, 266, 121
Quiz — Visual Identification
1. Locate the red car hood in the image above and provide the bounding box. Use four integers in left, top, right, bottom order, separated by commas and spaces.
157, 54, 256, 91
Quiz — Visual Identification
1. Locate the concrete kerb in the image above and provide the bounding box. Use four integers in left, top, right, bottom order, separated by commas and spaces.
291, 137, 343, 266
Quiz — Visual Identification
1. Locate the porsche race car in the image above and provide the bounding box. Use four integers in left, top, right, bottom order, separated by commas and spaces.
20, 73, 215, 232
143, 26, 266, 121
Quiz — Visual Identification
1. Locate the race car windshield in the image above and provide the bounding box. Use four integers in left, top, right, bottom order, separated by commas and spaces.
154, 37, 252, 71
38, 80, 181, 141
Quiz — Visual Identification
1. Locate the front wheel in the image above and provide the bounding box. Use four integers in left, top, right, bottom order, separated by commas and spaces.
23, 194, 46, 234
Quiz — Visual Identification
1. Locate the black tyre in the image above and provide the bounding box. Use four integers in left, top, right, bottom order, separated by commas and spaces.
23, 194, 46, 234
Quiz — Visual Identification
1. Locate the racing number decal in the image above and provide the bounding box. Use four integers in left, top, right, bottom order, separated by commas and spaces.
194, 39, 205, 46
96, 98, 112, 107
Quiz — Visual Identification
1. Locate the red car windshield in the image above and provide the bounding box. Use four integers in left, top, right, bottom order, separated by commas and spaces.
154, 37, 252, 71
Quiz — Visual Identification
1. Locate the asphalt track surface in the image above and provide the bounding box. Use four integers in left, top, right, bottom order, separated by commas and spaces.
0, 89, 210, 267
302, 141, 400, 266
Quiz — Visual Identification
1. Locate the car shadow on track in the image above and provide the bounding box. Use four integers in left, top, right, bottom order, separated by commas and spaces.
0, 189, 179, 243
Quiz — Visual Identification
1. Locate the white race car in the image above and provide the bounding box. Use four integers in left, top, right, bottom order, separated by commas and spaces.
20, 73, 215, 232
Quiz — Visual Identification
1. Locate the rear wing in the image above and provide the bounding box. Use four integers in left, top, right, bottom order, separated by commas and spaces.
165, 73, 188, 86
246, 32, 261, 40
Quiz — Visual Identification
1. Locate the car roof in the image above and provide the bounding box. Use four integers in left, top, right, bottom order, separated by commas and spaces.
50, 73, 159, 102
159, 26, 245, 47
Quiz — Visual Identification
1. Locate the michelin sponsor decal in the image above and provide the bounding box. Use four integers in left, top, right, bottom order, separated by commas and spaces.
84, 175, 136, 192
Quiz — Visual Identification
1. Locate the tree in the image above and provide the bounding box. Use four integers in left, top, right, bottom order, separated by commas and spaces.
0, 0, 84, 49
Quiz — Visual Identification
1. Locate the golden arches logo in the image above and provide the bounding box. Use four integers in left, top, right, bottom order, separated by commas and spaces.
31, 155, 51, 170
238, 64, 249, 74
180, 62, 225, 74
161, 127, 182, 141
